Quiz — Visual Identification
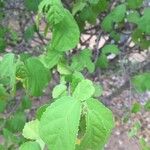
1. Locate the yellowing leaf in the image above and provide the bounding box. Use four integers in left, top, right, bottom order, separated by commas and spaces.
22, 120, 40, 140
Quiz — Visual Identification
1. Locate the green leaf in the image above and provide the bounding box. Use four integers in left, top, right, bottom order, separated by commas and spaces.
126, 11, 140, 24
132, 72, 150, 92
40, 49, 62, 69
131, 102, 141, 113
0, 84, 8, 112
140, 138, 150, 150
0, 100, 6, 113
0, 26, 6, 37
92, 0, 108, 14
102, 44, 120, 55
39, 0, 65, 26
101, 15, 113, 32
97, 44, 119, 69
0, 84, 8, 100
93, 83, 103, 97
111, 4, 126, 23
75, 0, 108, 24
73, 79, 95, 101
23, 120, 40, 140
5, 112, 26, 132
72, 0, 87, 15
132, 29, 150, 49
0, 37, 6, 52
57, 62, 72, 75
71, 49, 95, 73
70, 71, 84, 93
39, 96, 82, 150
102, 16, 113, 32
20, 135, 44, 150
2, 128, 21, 144
88, 0, 99, 4
19, 53, 31, 62
16, 62, 28, 80
144, 100, 150, 111
22, 120, 45, 149
0, 53, 16, 90
21, 96, 32, 110
9, 30, 19, 44
128, 121, 141, 138
79, 6, 97, 24
0, 145, 5, 150
78, 0, 108, 24
102, 4, 126, 32
51, 10, 80, 52
52, 84, 67, 99
78, 98, 114, 150
110, 31, 120, 41
36, 104, 50, 120
138, 8, 150, 34
127, 0, 144, 9
24, 57, 50, 96
24, 25, 35, 41
25, 0, 41, 12
19, 141, 41, 150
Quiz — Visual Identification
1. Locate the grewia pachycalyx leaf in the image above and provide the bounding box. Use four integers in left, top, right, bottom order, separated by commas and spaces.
126, 11, 140, 24
73, 79, 95, 101
127, 0, 144, 9
39, 0, 65, 26
132, 72, 150, 92
77, 0, 108, 24
39, 0, 80, 52
40, 49, 62, 69
22, 119, 40, 140
72, 0, 87, 15
102, 4, 126, 32
71, 49, 95, 73
0, 84, 8, 100
129, 8, 150, 49
19, 141, 41, 150
52, 84, 67, 99
72, 0, 102, 16
0, 53, 16, 90
101, 44, 120, 55
21, 78, 114, 150
132, 29, 150, 49
25, 0, 42, 12
137, 8, 150, 34
5, 111, 26, 132
97, 44, 119, 68
77, 98, 114, 150
0, 84, 8, 112
24, 57, 50, 96
50, 9, 80, 52
22, 119, 45, 149
39, 96, 82, 150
